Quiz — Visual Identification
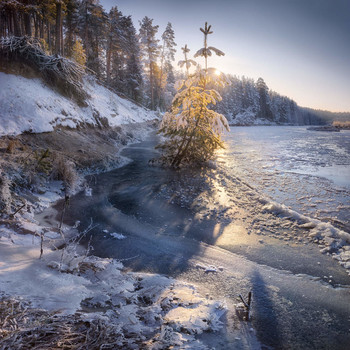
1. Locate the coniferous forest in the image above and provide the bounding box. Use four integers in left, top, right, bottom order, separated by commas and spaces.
0, 0, 335, 124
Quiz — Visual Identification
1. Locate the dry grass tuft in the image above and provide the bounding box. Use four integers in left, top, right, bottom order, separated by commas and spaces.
0, 295, 127, 349
5, 139, 17, 154
51, 154, 78, 192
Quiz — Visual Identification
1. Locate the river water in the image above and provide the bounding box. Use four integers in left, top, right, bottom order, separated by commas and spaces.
220, 126, 350, 233
46, 126, 350, 349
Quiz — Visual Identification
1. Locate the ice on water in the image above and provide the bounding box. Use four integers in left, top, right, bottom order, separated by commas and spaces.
221, 126, 350, 232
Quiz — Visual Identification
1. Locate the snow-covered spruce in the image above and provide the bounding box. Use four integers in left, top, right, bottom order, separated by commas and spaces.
157, 23, 229, 167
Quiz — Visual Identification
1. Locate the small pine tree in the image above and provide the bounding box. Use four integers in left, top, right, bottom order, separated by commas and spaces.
177, 44, 197, 76
71, 39, 86, 66
157, 23, 229, 168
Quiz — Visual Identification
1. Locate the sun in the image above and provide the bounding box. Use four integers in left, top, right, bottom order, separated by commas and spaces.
214, 69, 221, 76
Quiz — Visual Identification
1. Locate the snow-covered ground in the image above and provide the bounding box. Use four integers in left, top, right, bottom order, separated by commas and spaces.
0, 70, 233, 348
0, 72, 157, 136
0, 226, 227, 348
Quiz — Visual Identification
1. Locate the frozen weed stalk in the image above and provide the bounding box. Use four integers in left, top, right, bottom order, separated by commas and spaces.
157, 22, 230, 168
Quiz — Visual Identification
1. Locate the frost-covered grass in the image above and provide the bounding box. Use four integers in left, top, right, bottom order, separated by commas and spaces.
0, 226, 226, 349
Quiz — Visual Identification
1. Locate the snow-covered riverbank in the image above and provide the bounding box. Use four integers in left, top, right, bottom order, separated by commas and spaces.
0, 225, 229, 349
0, 70, 246, 348
0, 135, 247, 349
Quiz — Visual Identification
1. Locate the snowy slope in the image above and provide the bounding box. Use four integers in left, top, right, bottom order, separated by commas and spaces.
0, 72, 157, 136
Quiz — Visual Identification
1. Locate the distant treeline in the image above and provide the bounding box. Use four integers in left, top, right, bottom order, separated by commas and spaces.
214, 76, 328, 125
303, 108, 350, 124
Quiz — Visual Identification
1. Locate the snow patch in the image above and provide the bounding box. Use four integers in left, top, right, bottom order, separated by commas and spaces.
0, 72, 158, 136
230, 108, 276, 126
110, 232, 126, 240
0, 226, 227, 348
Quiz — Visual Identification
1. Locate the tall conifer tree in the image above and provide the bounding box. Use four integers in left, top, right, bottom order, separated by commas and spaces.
139, 16, 160, 110
158, 22, 176, 109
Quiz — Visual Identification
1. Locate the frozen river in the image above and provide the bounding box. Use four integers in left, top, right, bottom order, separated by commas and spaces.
43, 127, 350, 349
220, 126, 350, 232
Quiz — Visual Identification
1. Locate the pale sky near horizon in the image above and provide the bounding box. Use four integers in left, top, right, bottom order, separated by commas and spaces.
100, 0, 350, 112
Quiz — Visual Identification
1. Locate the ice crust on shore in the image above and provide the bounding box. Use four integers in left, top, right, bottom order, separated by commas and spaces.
262, 200, 350, 274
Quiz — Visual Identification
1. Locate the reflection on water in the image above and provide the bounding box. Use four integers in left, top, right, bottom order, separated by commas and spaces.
220, 126, 350, 232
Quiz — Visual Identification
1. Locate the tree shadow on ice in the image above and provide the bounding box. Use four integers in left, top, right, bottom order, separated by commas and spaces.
250, 269, 282, 349
79, 177, 230, 276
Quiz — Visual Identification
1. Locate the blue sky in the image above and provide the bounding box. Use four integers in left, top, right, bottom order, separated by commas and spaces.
100, 0, 350, 112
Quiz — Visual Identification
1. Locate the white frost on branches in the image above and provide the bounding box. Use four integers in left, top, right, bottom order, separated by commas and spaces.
157, 22, 230, 167
194, 46, 225, 58
0, 36, 87, 103
178, 59, 197, 69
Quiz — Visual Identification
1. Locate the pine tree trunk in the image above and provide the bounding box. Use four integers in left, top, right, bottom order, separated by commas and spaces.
171, 134, 188, 167
149, 54, 154, 110
84, 3, 89, 59
12, 11, 21, 36
47, 21, 52, 52
106, 37, 112, 84
55, 2, 62, 54
67, 33, 73, 57
158, 41, 165, 110
40, 17, 44, 39
66, 23, 73, 57
24, 12, 32, 36
60, 13, 64, 55
173, 122, 197, 167
7, 13, 12, 35
34, 15, 39, 38
20, 14, 25, 36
